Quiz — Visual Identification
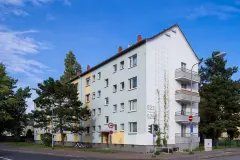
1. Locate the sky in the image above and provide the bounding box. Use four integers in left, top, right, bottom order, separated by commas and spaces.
0, 0, 239, 112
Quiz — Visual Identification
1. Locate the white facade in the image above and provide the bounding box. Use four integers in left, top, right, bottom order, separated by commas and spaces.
34, 24, 200, 150
73, 24, 200, 149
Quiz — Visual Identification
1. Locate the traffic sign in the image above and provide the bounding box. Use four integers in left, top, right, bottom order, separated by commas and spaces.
109, 130, 113, 135
108, 122, 114, 128
188, 116, 193, 122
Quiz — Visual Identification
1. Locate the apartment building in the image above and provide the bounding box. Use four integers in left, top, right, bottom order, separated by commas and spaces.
34, 24, 201, 152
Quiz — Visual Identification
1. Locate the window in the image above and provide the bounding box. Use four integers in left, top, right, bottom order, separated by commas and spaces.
129, 77, 137, 90
120, 103, 124, 111
97, 72, 101, 80
129, 54, 137, 68
113, 104, 117, 113
129, 122, 137, 133
105, 97, 109, 105
120, 123, 124, 131
92, 109, 95, 116
93, 126, 95, 132
98, 125, 101, 132
113, 64, 117, 73
86, 94, 90, 103
113, 84, 117, 93
97, 90, 101, 98
92, 92, 95, 99
120, 61, 124, 70
181, 62, 186, 71
105, 79, 109, 87
105, 116, 109, 124
98, 108, 101, 115
181, 83, 187, 89
86, 77, 90, 86
120, 82, 124, 91
86, 127, 90, 134
114, 124, 117, 131
92, 75, 95, 82
129, 99, 137, 112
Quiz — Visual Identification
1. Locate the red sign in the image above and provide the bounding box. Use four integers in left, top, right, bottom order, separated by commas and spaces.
108, 122, 114, 128
189, 116, 193, 122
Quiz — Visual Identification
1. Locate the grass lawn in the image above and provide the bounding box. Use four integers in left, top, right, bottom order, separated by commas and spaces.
4, 142, 116, 153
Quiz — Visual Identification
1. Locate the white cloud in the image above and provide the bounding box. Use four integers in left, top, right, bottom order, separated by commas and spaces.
63, 0, 71, 6
0, 26, 50, 84
187, 4, 240, 20
46, 13, 56, 20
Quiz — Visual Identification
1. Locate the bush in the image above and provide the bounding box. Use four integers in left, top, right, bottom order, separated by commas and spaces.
155, 151, 161, 155
40, 133, 52, 146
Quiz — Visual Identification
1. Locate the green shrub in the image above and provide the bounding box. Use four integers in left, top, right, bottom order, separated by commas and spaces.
40, 133, 52, 146
163, 138, 167, 146
155, 151, 161, 155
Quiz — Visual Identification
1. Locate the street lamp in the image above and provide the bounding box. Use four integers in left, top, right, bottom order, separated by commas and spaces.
189, 52, 226, 152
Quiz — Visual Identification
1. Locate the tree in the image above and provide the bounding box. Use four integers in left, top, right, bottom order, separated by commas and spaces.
199, 52, 240, 140
32, 77, 90, 146
0, 63, 31, 137
60, 51, 82, 83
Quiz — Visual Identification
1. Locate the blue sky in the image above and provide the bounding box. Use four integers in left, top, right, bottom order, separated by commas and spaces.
0, 0, 239, 111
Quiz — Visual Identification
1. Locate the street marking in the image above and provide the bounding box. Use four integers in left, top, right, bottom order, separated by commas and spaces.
0, 157, 12, 160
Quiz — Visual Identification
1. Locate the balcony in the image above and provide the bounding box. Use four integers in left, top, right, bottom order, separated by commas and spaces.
175, 111, 200, 124
175, 89, 200, 103
175, 68, 200, 83
175, 133, 200, 144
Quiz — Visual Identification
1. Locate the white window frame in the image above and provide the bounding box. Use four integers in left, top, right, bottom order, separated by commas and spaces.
92, 92, 95, 99
86, 94, 90, 103
114, 124, 117, 131
120, 103, 124, 112
86, 127, 90, 134
98, 125, 101, 132
113, 64, 117, 73
92, 109, 95, 116
105, 116, 109, 124
113, 84, 117, 93
86, 77, 90, 86
120, 82, 124, 91
98, 72, 101, 80
105, 97, 109, 106
113, 104, 117, 113
97, 90, 101, 98
181, 83, 187, 89
120, 123, 124, 131
92, 75, 95, 83
98, 108, 101, 115
129, 122, 137, 133
129, 77, 137, 90
105, 79, 109, 87
181, 62, 186, 70
93, 126, 95, 132
129, 99, 137, 112
129, 54, 137, 68
120, 61, 124, 70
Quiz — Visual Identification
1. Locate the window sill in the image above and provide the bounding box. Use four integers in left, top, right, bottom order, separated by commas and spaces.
128, 88, 137, 91
120, 68, 124, 70
86, 133, 90, 135
113, 111, 117, 113
113, 71, 116, 74
86, 101, 90, 103
128, 132, 137, 135
120, 130, 124, 132
120, 89, 124, 91
113, 92, 117, 93
128, 110, 137, 113
120, 110, 124, 112
86, 85, 90, 87
98, 114, 101, 116
104, 86, 108, 88
104, 104, 108, 106
128, 65, 137, 69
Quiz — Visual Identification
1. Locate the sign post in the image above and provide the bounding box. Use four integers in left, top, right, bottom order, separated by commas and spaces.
108, 123, 114, 145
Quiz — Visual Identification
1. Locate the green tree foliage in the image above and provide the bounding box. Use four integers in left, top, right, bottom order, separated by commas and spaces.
199, 52, 240, 140
40, 133, 52, 146
32, 77, 90, 146
60, 51, 82, 83
0, 63, 31, 137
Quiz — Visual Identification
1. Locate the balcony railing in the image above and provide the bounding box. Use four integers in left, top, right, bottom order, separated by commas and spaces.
175, 111, 200, 123
175, 68, 200, 83
175, 133, 200, 143
175, 89, 200, 103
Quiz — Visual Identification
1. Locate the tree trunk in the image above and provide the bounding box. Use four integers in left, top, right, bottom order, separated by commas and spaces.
60, 128, 64, 147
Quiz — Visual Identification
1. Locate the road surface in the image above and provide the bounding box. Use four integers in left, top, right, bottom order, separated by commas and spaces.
0, 150, 104, 160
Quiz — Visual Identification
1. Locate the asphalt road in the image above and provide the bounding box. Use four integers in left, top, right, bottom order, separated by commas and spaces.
0, 150, 104, 160
211, 155, 240, 160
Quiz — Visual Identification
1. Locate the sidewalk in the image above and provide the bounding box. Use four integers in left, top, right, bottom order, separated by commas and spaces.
0, 144, 240, 159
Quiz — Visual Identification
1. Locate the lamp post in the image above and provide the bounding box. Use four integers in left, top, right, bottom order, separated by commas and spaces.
189, 52, 226, 152
51, 105, 54, 150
